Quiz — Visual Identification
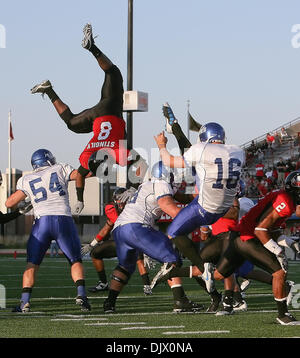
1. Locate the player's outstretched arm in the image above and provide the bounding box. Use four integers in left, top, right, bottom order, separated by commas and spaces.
154, 131, 185, 169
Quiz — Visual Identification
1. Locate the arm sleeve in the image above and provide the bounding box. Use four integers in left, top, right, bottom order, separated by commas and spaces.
104, 204, 119, 223
0, 210, 21, 224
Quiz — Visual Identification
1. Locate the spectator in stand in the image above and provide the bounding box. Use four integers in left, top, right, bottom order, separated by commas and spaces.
255, 162, 265, 182
249, 140, 257, 154
265, 167, 273, 180
280, 127, 291, 143
256, 176, 268, 197
266, 175, 276, 192
276, 158, 286, 186
266, 132, 276, 151
285, 159, 295, 179
261, 139, 269, 151
255, 147, 264, 162
248, 178, 260, 197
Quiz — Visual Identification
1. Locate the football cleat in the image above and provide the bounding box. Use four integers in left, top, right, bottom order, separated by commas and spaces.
143, 285, 153, 296
201, 263, 215, 293
173, 299, 204, 313
286, 280, 295, 306
12, 302, 30, 313
82, 23, 96, 50
150, 263, 174, 289
88, 281, 108, 293
103, 299, 116, 314
206, 293, 222, 313
240, 279, 251, 292
276, 312, 298, 325
162, 102, 178, 134
75, 296, 91, 312
215, 303, 234, 316
233, 300, 248, 312
31, 80, 52, 95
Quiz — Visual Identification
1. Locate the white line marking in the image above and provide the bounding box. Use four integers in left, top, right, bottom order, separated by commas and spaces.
55, 314, 106, 318
85, 322, 146, 326
121, 325, 185, 330
163, 330, 230, 335
51, 318, 108, 321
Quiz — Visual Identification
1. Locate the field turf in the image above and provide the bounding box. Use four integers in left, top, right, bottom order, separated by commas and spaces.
0, 255, 300, 341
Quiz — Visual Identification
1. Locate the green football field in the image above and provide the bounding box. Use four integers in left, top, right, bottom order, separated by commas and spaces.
0, 255, 300, 340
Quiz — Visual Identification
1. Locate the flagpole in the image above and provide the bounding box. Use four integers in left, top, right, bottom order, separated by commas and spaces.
8, 110, 12, 197
187, 99, 190, 141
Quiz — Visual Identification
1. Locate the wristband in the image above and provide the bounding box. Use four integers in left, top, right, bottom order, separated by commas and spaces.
90, 238, 99, 247
263, 239, 282, 256
96, 234, 104, 242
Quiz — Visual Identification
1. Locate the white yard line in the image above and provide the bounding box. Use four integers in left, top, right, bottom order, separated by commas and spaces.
85, 322, 146, 326
121, 325, 185, 330
51, 318, 108, 321
163, 330, 230, 335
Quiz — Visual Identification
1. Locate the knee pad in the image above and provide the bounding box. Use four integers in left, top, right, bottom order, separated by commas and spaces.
111, 265, 131, 285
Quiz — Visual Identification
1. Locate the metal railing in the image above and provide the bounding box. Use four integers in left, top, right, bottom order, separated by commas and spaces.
240, 116, 300, 149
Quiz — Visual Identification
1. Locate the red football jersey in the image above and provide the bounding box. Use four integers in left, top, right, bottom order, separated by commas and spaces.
211, 217, 238, 236
237, 190, 295, 241
104, 203, 119, 224
79, 115, 130, 170
255, 163, 265, 177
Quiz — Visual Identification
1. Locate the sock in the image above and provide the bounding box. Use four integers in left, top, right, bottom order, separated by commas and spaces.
107, 289, 120, 306
89, 44, 103, 59
210, 289, 222, 300
276, 299, 288, 317
141, 273, 150, 286
233, 291, 243, 303
223, 290, 234, 306
21, 287, 32, 307
75, 279, 86, 298
171, 285, 185, 301
45, 87, 59, 103
97, 270, 107, 284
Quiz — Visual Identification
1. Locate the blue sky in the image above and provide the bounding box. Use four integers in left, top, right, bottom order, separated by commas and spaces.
1, 0, 300, 172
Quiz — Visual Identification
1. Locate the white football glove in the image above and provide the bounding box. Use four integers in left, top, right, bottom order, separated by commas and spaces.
81, 238, 99, 256
117, 187, 137, 203
291, 241, 300, 258
276, 251, 288, 273
143, 254, 157, 269
74, 201, 84, 215
18, 200, 33, 214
